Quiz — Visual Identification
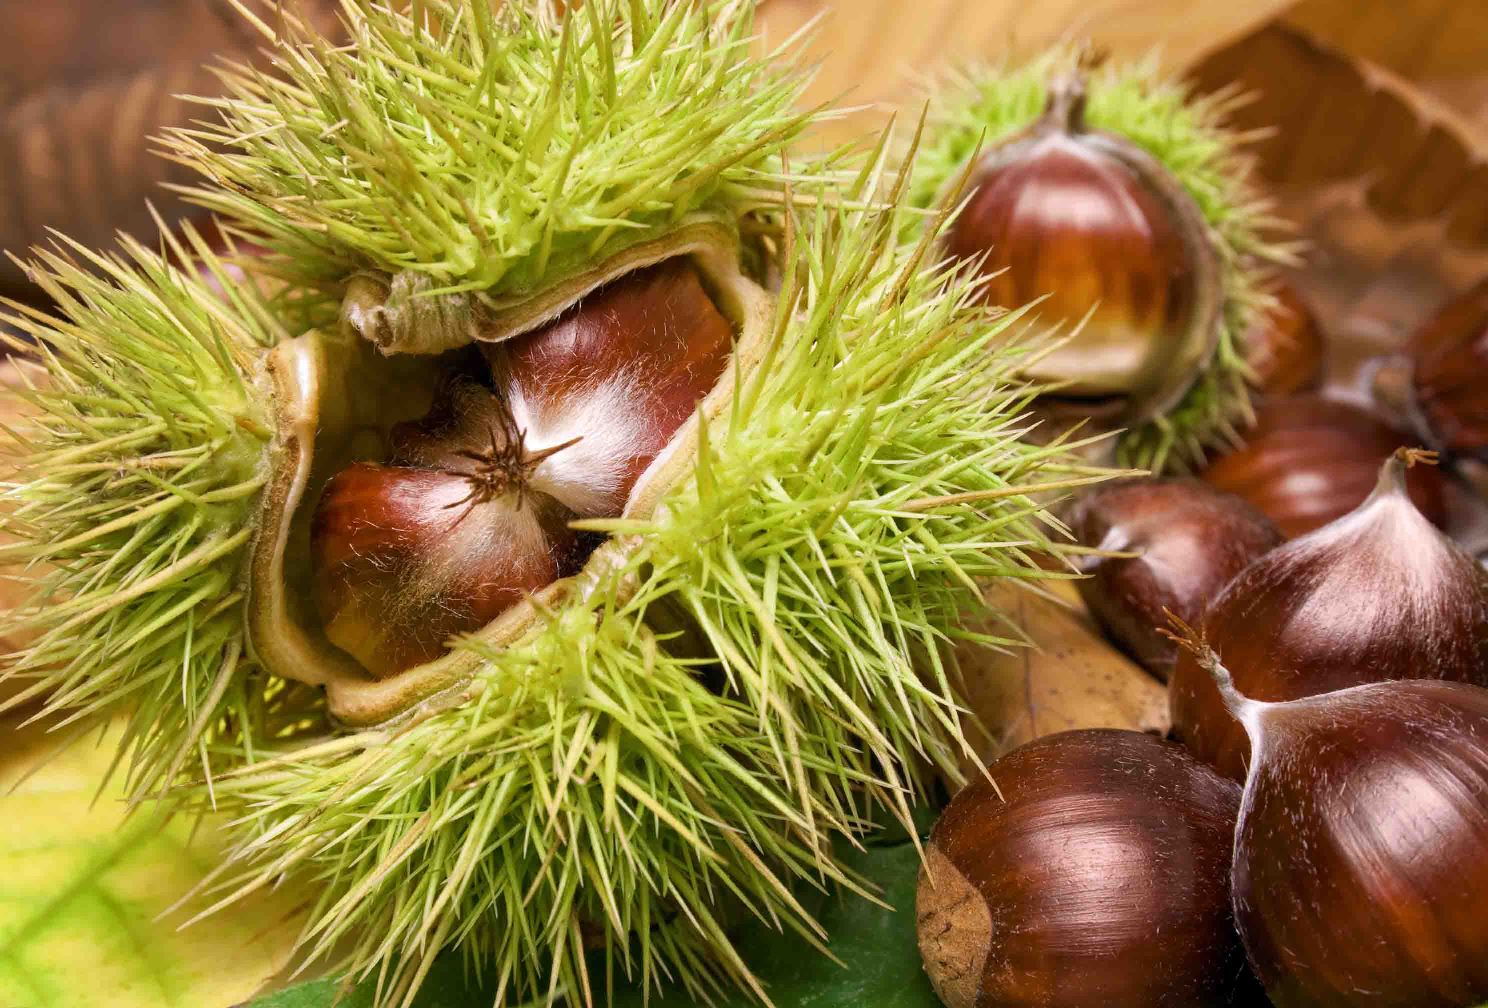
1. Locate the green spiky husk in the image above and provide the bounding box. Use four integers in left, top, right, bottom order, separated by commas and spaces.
0, 4, 1109, 1005
169, 0, 819, 321
908, 52, 1289, 472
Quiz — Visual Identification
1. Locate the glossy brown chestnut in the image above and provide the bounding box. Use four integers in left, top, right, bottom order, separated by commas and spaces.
1200, 394, 1447, 538
1188, 643, 1488, 1008
943, 71, 1221, 424
310, 461, 580, 680
1073, 479, 1281, 681
1244, 282, 1324, 396
917, 729, 1250, 1008
1172, 450, 1488, 781
484, 257, 734, 518
1410, 276, 1488, 465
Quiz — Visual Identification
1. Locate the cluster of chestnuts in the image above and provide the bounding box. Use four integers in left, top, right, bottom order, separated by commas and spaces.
310, 258, 733, 679
919, 452, 1488, 1006
917, 67, 1488, 1003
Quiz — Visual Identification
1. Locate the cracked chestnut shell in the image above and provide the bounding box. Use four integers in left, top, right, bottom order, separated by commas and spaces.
1073, 479, 1281, 681
944, 71, 1222, 425
917, 729, 1250, 1008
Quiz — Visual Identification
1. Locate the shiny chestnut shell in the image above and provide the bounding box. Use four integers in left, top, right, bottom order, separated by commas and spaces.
1200, 395, 1447, 538
1244, 282, 1324, 396
917, 729, 1250, 1008
1410, 276, 1488, 465
944, 73, 1222, 424
1172, 453, 1488, 781
1229, 679, 1488, 1007
486, 257, 735, 518
1073, 479, 1281, 681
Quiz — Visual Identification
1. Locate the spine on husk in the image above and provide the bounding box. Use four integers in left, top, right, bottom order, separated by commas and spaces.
907, 50, 1289, 472
0, 2, 1101, 1005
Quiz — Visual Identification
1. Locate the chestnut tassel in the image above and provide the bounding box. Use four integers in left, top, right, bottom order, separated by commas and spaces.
1171, 449, 1488, 780
485, 257, 734, 518
1180, 637, 1488, 1007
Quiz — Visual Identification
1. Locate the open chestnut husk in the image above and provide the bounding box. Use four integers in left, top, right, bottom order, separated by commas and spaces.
1072, 479, 1280, 681
1200, 394, 1447, 538
1244, 281, 1324, 396
1172, 449, 1488, 781
1180, 639, 1488, 1007
917, 729, 1251, 1008
943, 70, 1222, 427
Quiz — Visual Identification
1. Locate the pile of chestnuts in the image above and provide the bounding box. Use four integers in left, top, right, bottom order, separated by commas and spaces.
914, 48, 1488, 1006
919, 449, 1488, 1007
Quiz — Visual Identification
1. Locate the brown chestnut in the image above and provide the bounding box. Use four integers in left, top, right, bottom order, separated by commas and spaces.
1172, 450, 1488, 781
1072, 478, 1281, 681
1181, 640, 1488, 1007
310, 461, 581, 680
1200, 394, 1447, 538
917, 729, 1251, 1008
943, 71, 1222, 424
1410, 276, 1488, 465
485, 256, 734, 518
1243, 281, 1324, 396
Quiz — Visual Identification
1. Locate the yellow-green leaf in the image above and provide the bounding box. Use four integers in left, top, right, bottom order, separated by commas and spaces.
0, 720, 309, 1008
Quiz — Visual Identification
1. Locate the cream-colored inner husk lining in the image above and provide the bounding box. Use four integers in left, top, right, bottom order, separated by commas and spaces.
245, 221, 775, 729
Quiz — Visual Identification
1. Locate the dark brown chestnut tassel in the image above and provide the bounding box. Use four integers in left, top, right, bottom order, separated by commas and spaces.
1073, 479, 1281, 681
943, 70, 1222, 424
1244, 281, 1324, 396
1200, 394, 1447, 538
1409, 276, 1488, 465
1181, 639, 1488, 1008
484, 257, 734, 518
917, 729, 1251, 1008
1172, 449, 1488, 781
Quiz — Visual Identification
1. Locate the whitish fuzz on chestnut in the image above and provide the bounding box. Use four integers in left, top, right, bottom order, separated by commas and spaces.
1072, 478, 1280, 681
1179, 637, 1488, 1007
1172, 449, 1488, 780
917, 729, 1250, 1008
911, 52, 1284, 471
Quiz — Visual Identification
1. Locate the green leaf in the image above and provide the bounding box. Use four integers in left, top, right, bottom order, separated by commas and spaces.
0, 720, 308, 1008
247, 834, 941, 1008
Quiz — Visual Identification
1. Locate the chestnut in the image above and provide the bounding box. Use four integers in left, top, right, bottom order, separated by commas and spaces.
917, 729, 1251, 1008
1072, 478, 1281, 681
310, 461, 581, 680
1199, 394, 1447, 538
485, 257, 734, 518
1410, 276, 1488, 465
1243, 281, 1324, 396
1180, 638, 1488, 1007
943, 70, 1221, 425
1172, 450, 1488, 781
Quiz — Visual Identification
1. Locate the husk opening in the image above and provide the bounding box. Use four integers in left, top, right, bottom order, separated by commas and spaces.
249, 226, 774, 727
